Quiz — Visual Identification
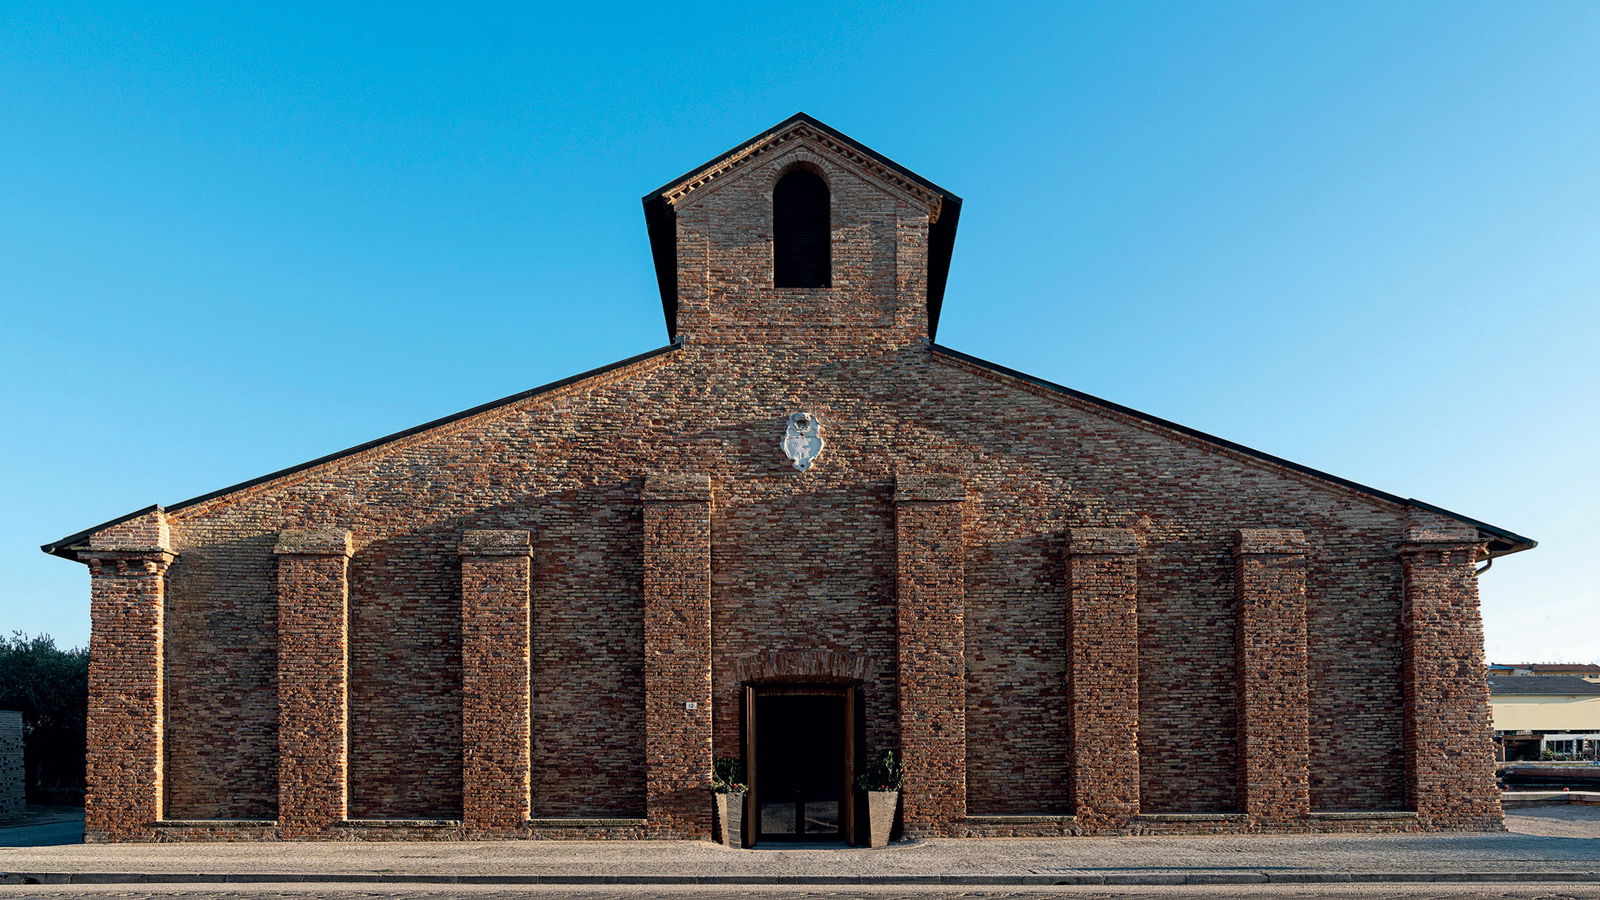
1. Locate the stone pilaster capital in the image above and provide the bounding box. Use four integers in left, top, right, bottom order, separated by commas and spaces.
893, 473, 964, 503
641, 473, 712, 503
1067, 527, 1139, 556
273, 528, 354, 558
1399, 525, 1485, 563
1235, 528, 1309, 557
78, 549, 177, 577
458, 529, 533, 557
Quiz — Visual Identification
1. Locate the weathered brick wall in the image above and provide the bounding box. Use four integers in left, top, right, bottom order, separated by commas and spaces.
347, 530, 461, 818
460, 529, 533, 834
68, 124, 1504, 836
80, 512, 173, 841
275, 528, 351, 837
1401, 522, 1502, 829
708, 467, 897, 774
162, 530, 277, 819
894, 474, 967, 836
109, 343, 1448, 828
0, 710, 23, 820
671, 133, 931, 347
642, 474, 714, 837
1305, 524, 1407, 810
1065, 527, 1140, 831
1234, 529, 1311, 823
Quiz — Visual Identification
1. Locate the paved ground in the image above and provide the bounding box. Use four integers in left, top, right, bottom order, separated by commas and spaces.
1, 805, 1597, 890
2, 886, 1600, 899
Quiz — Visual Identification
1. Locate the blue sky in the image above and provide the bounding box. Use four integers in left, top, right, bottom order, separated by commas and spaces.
2, 2, 1596, 660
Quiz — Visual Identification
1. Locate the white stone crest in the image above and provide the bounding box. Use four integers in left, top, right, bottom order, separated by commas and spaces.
782, 412, 824, 471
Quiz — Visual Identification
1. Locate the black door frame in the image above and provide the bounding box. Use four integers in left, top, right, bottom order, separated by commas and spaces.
742, 683, 860, 846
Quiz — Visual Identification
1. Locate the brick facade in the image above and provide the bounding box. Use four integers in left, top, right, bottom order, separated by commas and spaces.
78, 510, 174, 841
46, 114, 1529, 841
1401, 524, 1504, 829
1234, 528, 1311, 824
894, 474, 967, 837
274, 527, 351, 838
642, 474, 714, 838
459, 529, 533, 835
1065, 527, 1141, 831
0, 710, 22, 822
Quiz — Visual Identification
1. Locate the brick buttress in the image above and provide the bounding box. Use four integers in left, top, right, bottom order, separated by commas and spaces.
1065, 527, 1140, 832
1234, 528, 1312, 825
460, 529, 534, 835
274, 528, 353, 838
81, 541, 175, 842
642, 474, 714, 837
1400, 525, 1502, 829
894, 473, 967, 837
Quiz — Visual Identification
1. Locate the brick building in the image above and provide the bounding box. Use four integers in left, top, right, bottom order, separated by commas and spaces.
44, 114, 1534, 844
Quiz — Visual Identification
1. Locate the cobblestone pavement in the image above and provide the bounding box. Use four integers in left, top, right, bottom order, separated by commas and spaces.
2, 885, 1600, 899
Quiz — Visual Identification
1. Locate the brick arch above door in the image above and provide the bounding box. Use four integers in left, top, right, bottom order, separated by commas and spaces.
728, 651, 876, 685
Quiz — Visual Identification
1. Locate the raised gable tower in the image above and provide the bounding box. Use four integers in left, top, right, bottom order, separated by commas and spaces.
643, 114, 961, 348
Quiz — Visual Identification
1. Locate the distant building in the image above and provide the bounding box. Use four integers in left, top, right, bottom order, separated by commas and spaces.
0, 711, 23, 821
1487, 676, 1600, 761
1490, 663, 1600, 684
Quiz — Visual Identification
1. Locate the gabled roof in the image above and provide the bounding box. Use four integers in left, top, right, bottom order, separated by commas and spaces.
641, 113, 963, 340
1489, 675, 1600, 696
43, 118, 1536, 566
40, 342, 682, 559
931, 343, 1537, 558
44, 341, 1538, 562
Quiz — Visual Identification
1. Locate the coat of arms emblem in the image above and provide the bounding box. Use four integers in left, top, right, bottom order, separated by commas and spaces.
782, 412, 824, 471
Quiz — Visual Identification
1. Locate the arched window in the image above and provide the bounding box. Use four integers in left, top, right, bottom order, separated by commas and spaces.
773, 168, 831, 288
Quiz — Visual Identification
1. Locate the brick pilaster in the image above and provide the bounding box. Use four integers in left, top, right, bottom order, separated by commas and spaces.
1234, 529, 1311, 824
274, 528, 352, 837
460, 529, 533, 834
642, 474, 713, 838
1066, 527, 1139, 831
894, 473, 966, 837
81, 540, 174, 841
1400, 526, 1502, 829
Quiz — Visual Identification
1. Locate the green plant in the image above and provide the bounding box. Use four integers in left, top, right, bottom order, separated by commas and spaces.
711, 755, 746, 793
857, 749, 903, 793
0, 632, 88, 802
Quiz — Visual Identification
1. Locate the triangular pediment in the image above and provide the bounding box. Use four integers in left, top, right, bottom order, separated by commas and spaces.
646, 113, 956, 221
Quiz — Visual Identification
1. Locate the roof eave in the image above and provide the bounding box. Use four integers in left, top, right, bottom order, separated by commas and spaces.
40, 342, 684, 561
40, 504, 163, 560
929, 342, 1536, 557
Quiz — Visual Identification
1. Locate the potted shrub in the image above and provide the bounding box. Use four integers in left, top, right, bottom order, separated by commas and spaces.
710, 756, 747, 848
857, 749, 903, 847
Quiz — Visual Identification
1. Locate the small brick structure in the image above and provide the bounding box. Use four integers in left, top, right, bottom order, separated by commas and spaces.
0, 710, 23, 822
42, 114, 1534, 843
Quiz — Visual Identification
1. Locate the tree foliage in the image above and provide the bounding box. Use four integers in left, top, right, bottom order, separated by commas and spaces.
0, 633, 87, 801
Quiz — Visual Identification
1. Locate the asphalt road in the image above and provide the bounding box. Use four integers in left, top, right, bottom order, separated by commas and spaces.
3, 886, 1600, 899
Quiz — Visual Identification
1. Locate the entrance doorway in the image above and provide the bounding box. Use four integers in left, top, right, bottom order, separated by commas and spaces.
743, 685, 859, 845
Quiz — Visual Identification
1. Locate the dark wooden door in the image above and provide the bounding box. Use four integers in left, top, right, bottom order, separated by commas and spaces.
744, 685, 857, 845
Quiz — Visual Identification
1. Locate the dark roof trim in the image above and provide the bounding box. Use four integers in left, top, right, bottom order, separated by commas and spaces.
38, 504, 162, 561
926, 197, 961, 340
930, 342, 1537, 557
41, 341, 684, 559
641, 113, 962, 341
